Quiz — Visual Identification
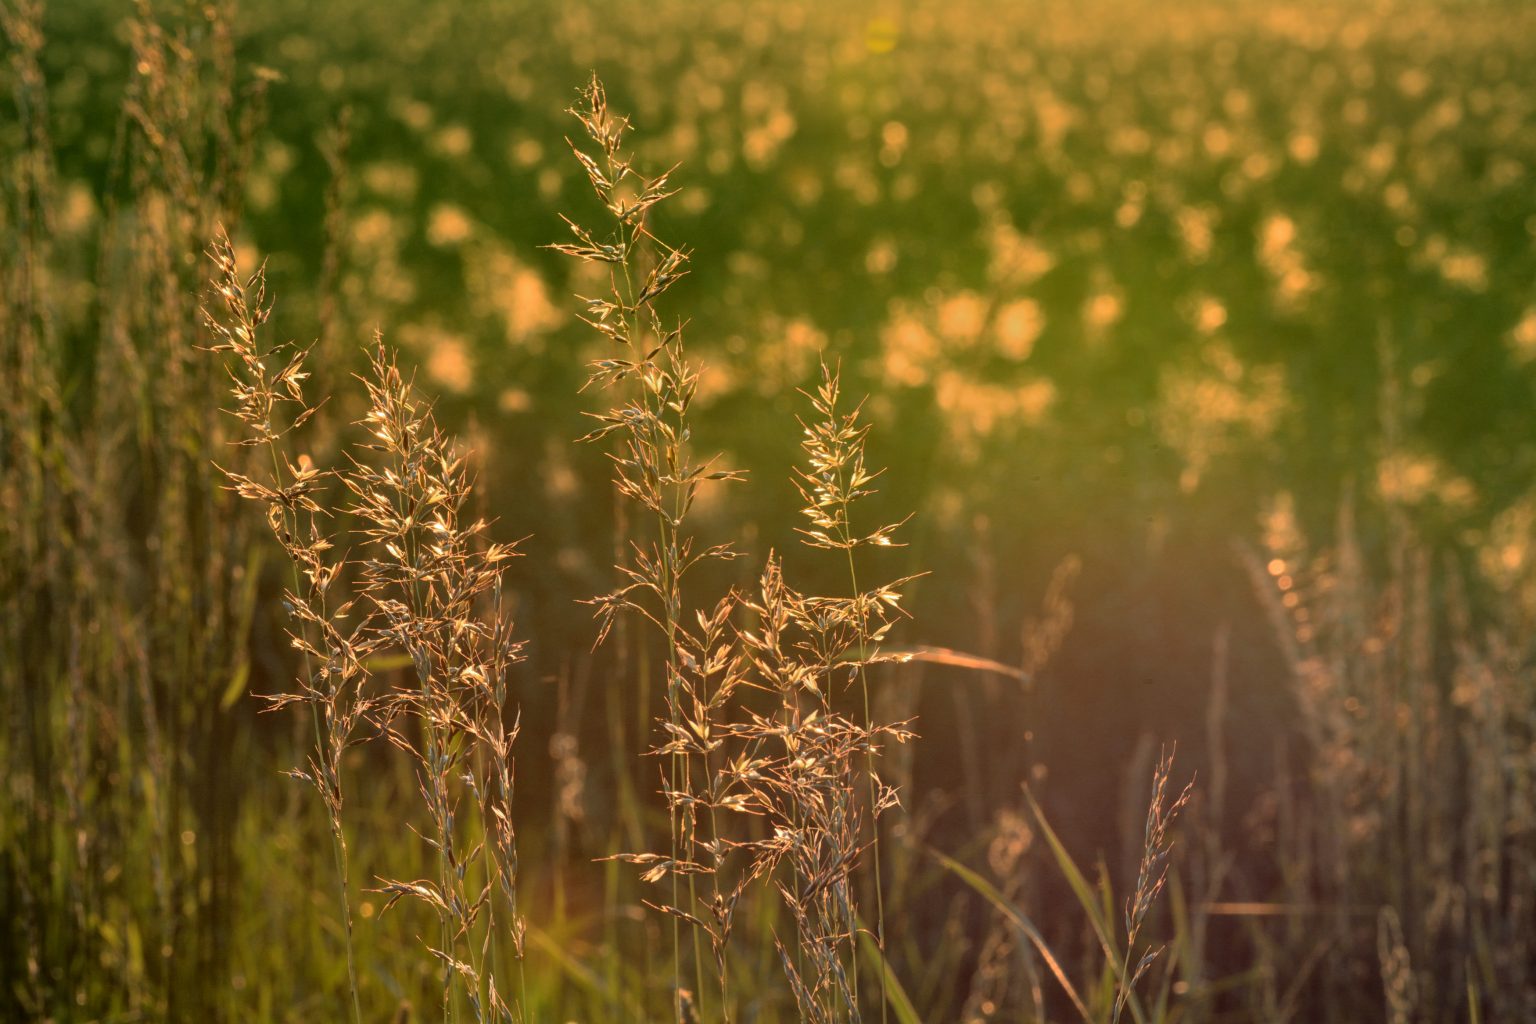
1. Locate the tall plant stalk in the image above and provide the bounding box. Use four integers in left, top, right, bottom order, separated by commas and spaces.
207, 240, 528, 1024
554, 74, 741, 1021
203, 230, 371, 1024
796, 362, 915, 1020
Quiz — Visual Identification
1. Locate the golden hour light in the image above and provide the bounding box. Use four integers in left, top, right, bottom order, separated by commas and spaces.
6, 1, 1535, 1020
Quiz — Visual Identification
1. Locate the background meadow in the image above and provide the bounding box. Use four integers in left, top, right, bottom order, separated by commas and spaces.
4, 0, 1535, 1020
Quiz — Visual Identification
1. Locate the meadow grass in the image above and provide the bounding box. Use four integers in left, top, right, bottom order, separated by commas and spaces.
4, 3, 1536, 1022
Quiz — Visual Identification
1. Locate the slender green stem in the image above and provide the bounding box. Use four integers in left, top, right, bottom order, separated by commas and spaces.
391, 461, 455, 1021
267, 428, 363, 1024
620, 224, 689, 1022
840, 499, 888, 1024
328, 813, 364, 1024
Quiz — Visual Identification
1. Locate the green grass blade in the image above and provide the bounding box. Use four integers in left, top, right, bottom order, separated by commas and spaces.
1024, 788, 1151, 1024
856, 919, 922, 1024
1023, 787, 1119, 962
926, 846, 1095, 1024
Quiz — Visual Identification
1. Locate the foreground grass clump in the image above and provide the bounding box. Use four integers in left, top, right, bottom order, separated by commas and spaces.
206, 231, 528, 1022
193, 72, 1184, 1024
554, 75, 916, 1023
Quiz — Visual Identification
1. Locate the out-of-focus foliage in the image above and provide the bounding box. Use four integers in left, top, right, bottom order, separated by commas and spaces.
42, 0, 1536, 536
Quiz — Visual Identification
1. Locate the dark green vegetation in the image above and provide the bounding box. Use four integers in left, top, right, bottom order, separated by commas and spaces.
4, 0, 1535, 1021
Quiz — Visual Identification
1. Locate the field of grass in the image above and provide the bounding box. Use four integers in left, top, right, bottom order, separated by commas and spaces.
4, 0, 1535, 1021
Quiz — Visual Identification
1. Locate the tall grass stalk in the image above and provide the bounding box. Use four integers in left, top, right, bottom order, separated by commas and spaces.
351, 342, 529, 1023
795, 361, 913, 1020
554, 73, 741, 1020
203, 230, 371, 1023
206, 236, 530, 1022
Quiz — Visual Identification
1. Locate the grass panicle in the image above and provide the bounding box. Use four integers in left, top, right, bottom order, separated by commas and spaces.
555, 72, 742, 1022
